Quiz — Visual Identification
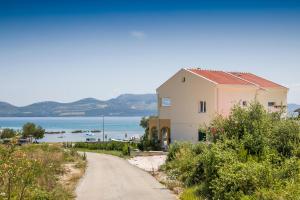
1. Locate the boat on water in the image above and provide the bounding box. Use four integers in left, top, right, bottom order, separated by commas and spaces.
85, 132, 95, 136
86, 138, 97, 142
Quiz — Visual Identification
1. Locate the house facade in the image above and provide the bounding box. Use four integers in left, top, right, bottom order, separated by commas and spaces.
149, 68, 288, 147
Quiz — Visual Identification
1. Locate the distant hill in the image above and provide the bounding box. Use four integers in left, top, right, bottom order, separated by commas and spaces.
0, 94, 157, 117
0, 96, 298, 117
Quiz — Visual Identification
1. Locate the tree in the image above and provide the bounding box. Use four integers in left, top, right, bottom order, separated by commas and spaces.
22, 123, 36, 138
0, 128, 16, 139
140, 116, 149, 130
33, 126, 45, 140
22, 123, 45, 141
138, 116, 161, 151
271, 119, 300, 157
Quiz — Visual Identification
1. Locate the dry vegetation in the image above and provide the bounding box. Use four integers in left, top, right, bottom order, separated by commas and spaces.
0, 142, 86, 200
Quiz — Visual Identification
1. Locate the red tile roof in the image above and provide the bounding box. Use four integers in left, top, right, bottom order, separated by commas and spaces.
187, 68, 286, 89
188, 69, 253, 85
230, 72, 287, 88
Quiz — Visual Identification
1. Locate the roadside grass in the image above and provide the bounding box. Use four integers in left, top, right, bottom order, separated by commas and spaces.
180, 186, 204, 200
0, 143, 86, 200
60, 162, 86, 197
71, 141, 132, 158
74, 148, 131, 158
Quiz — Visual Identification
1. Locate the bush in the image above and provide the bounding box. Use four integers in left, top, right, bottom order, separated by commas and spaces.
271, 120, 300, 157
166, 142, 181, 162
164, 102, 300, 200
122, 144, 130, 156
0, 128, 16, 139
0, 143, 82, 200
137, 116, 162, 151
74, 141, 130, 152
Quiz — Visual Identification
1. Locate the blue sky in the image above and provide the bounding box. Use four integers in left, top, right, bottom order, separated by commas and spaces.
0, 0, 300, 106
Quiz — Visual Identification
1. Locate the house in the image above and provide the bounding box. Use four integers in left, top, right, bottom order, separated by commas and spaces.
149, 68, 288, 147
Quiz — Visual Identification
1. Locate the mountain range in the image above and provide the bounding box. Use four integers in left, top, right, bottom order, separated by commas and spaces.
0, 94, 157, 117
0, 94, 299, 117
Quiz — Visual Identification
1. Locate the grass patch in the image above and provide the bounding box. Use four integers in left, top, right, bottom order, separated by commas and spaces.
74, 148, 130, 158
0, 143, 86, 200
180, 186, 203, 200
71, 141, 136, 158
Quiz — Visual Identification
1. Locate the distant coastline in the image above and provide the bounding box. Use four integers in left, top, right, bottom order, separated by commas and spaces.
0, 94, 157, 117
0, 116, 143, 142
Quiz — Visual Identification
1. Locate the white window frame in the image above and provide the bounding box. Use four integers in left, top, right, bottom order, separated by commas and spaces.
161, 97, 171, 107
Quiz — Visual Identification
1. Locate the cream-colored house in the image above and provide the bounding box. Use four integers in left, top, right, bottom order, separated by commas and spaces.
149, 68, 288, 146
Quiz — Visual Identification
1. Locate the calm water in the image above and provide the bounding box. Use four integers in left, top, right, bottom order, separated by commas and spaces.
0, 117, 143, 142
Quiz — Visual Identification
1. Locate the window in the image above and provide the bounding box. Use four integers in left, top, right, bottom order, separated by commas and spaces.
242, 101, 247, 106
182, 77, 186, 83
199, 101, 206, 113
161, 98, 171, 107
198, 130, 206, 141
268, 102, 275, 107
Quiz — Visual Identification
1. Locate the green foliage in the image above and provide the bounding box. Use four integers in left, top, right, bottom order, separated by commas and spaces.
22, 122, 45, 140
180, 185, 204, 200
164, 102, 300, 200
139, 116, 149, 130
137, 116, 162, 151
271, 120, 300, 157
0, 128, 16, 139
74, 141, 134, 156
166, 142, 181, 162
0, 143, 82, 200
22, 122, 36, 138
122, 144, 130, 156
33, 125, 45, 140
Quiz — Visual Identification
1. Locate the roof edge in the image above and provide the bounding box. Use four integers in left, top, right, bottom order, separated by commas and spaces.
185, 68, 218, 85
231, 72, 289, 90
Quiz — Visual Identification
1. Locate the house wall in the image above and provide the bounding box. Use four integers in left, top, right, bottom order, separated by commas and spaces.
256, 88, 288, 113
216, 85, 258, 116
157, 69, 217, 142
216, 85, 288, 116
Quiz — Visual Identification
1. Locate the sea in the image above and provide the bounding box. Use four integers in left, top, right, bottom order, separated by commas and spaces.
0, 117, 144, 142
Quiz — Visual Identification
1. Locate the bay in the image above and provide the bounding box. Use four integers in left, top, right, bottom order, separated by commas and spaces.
0, 117, 144, 142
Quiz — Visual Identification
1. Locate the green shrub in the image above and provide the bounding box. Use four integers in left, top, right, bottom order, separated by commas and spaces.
164, 102, 300, 200
137, 116, 162, 151
0, 143, 82, 200
180, 185, 204, 200
0, 128, 16, 139
74, 141, 131, 152
271, 120, 300, 157
122, 144, 130, 156
166, 142, 181, 162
